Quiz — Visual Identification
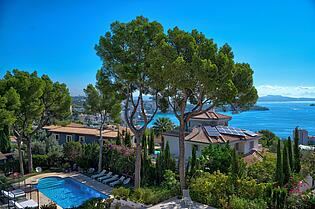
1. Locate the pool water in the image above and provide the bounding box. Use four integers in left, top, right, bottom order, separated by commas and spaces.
37, 177, 108, 208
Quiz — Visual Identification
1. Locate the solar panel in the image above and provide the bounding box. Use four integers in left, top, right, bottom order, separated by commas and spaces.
216, 126, 245, 137
244, 130, 258, 137
204, 126, 221, 137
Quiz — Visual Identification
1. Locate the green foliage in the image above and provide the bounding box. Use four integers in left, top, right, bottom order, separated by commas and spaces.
32, 154, 49, 168
148, 130, 155, 155
228, 195, 267, 209
32, 140, 46, 155
63, 141, 82, 164
271, 187, 288, 209
190, 145, 197, 175
190, 171, 232, 207
258, 130, 279, 152
0, 69, 71, 174
276, 139, 283, 185
77, 143, 100, 169
286, 190, 315, 209
161, 170, 180, 194
300, 150, 315, 178
40, 202, 57, 209
124, 131, 132, 147
293, 127, 301, 173
190, 171, 270, 208
198, 143, 233, 174
283, 141, 291, 185
102, 144, 135, 176
152, 118, 175, 137
0, 175, 10, 190
73, 198, 113, 209
112, 187, 130, 200
287, 137, 294, 171
247, 153, 276, 183
0, 125, 11, 153
95, 16, 167, 188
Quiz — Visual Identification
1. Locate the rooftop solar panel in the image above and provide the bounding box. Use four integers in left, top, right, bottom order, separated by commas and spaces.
204, 126, 221, 137
244, 130, 258, 137
216, 126, 245, 137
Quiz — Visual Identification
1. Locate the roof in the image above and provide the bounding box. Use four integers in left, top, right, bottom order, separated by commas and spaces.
0, 152, 7, 161
191, 111, 231, 120
165, 126, 260, 145
243, 150, 263, 165
43, 124, 133, 138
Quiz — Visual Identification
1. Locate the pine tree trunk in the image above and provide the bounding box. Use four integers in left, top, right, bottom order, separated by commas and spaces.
98, 125, 103, 172
17, 138, 24, 176
178, 120, 186, 190
134, 134, 142, 189
27, 138, 33, 173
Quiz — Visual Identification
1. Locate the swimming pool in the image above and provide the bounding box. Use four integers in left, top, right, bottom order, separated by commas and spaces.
37, 177, 109, 208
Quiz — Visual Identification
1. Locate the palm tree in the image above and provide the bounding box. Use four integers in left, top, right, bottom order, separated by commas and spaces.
152, 117, 175, 150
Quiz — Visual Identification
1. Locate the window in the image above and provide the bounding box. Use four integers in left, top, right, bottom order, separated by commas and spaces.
249, 141, 255, 149
79, 136, 85, 144
66, 135, 72, 143
54, 134, 59, 140
235, 143, 239, 151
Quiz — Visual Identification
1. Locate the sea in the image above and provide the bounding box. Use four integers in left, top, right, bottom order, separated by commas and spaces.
146, 101, 315, 139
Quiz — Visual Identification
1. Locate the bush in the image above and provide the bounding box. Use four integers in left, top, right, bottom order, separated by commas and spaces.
228, 195, 267, 209
33, 154, 49, 168
0, 176, 10, 190
247, 153, 276, 183
40, 202, 57, 209
112, 187, 130, 200
161, 170, 180, 194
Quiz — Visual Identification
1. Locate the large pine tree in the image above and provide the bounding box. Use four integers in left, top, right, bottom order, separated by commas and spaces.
293, 127, 301, 173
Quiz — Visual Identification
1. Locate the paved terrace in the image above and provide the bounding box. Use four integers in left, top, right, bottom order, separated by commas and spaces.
148, 197, 215, 209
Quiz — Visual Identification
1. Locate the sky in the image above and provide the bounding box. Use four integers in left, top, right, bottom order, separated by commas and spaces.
1, 0, 315, 97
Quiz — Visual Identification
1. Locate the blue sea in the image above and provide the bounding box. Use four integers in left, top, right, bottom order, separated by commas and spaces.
147, 101, 315, 139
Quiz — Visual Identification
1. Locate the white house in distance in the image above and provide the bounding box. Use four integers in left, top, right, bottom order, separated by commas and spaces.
163, 111, 261, 161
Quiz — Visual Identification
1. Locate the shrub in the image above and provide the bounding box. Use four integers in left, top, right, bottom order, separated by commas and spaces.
228, 195, 267, 209
40, 202, 57, 209
33, 154, 49, 168
247, 153, 276, 183
161, 170, 180, 194
189, 171, 233, 207
112, 187, 130, 200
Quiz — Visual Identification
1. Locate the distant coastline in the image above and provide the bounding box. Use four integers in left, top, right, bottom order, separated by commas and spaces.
258, 95, 315, 102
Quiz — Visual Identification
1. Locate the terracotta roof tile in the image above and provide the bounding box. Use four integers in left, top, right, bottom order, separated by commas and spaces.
191, 111, 231, 120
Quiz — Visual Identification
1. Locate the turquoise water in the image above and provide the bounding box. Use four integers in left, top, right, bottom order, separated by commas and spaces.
147, 102, 315, 139
37, 177, 108, 208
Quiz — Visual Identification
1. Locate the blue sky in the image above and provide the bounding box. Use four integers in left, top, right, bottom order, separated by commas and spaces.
1, 0, 315, 97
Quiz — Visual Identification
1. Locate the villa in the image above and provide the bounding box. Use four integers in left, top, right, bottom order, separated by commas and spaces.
163, 111, 261, 161
43, 123, 133, 145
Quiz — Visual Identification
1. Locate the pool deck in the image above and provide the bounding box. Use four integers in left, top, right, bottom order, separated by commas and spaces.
22, 172, 113, 209
148, 197, 216, 209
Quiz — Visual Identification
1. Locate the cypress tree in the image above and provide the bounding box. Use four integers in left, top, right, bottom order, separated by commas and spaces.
124, 131, 131, 147
231, 148, 240, 181
282, 144, 290, 185
142, 134, 147, 158
190, 145, 197, 175
0, 125, 11, 153
287, 137, 293, 171
148, 130, 155, 155
116, 132, 121, 145
164, 141, 171, 170
275, 139, 283, 185
293, 127, 301, 173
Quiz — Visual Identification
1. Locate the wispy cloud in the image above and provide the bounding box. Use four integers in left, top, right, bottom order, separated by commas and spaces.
257, 85, 315, 98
